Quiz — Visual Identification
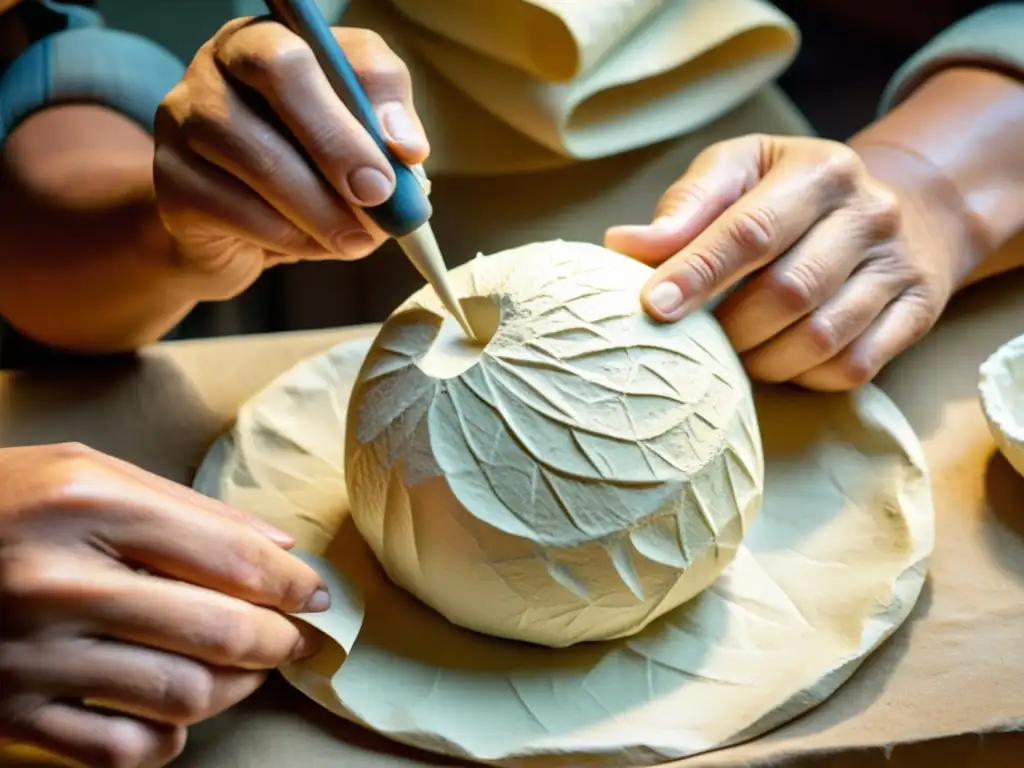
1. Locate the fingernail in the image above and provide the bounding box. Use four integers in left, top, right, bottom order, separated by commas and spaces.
347, 167, 394, 207
332, 230, 375, 256
380, 104, 428, 153
411, 163, 432, 195
646, 282, 685, 316
300, 588, 331, 613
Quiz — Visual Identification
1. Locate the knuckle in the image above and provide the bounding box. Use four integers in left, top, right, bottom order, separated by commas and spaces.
901, 290, 939, 342
221, 541, 313, 613
176, 102, 230, 151
818, 142, 864, 197
683, 249, 728, 291
37, 457, 106, 512
865, 240, 908, 276
96, 719, 156, 768
299, 118, 352, 159
155, 83, 188, 126
347, 27, 388, 51
348, 38, 411, 93
767, 262, 821, 315
658, 183, 706, 215
0, 555, 44, 602
203, 610, 259, 665
47, 441, 94, 462
727, 207, 776, 254
262, 43, 319, 88
0, 552, 79, 605
838, 353, 878, 388
804, 313, 841, 355
210, 16, 253, 46
253, 147, 293, 180
223, 31, 317, 93
221, 541, 272, 599
159, 663, 217, 724
860, 186, 903, 237
363, 59, 412, 97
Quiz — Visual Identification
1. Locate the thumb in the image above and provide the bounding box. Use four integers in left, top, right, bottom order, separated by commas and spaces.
604, 135, 765, 264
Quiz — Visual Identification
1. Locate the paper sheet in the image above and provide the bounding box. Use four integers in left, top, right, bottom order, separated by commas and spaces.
385, 0, 666, 82
338, 0, 799, 174
385, 0, 798, 161
195, 336, 933, 766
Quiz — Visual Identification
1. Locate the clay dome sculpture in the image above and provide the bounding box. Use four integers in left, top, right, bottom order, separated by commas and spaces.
345, 240, 765, 647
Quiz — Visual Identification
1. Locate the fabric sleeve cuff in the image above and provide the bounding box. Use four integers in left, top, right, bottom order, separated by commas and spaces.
879, 2, 1024, 115
0, 24, 186, 141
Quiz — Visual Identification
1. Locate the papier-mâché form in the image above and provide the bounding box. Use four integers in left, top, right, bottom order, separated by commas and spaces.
195, 241, 934, 767
346, 241, 764, 648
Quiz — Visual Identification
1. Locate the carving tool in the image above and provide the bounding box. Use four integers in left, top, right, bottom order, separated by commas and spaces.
264, 0, 476, 340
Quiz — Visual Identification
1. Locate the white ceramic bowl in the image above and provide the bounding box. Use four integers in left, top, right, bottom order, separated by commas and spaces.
979, 334, 1024, 478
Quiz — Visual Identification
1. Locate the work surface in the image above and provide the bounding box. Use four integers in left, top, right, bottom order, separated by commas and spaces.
3, 272, 1024, 767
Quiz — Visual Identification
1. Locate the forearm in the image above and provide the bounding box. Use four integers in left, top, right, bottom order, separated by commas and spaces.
0, 104, 196, 353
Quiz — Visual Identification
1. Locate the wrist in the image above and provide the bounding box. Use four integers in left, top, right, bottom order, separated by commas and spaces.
849, 137, 990, 288
850, 66, 1024, 286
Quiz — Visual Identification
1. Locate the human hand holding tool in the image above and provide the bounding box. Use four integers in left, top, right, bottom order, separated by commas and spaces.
264, 0, 476, 340
154, 6, 471, 334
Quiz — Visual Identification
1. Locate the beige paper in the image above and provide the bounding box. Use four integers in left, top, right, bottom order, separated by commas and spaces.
385, 0, 666, 83
329, 1, 810, 178
387, 0, 798, 161
195, 319, 933, 764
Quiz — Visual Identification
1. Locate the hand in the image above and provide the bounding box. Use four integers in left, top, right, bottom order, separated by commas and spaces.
605, 134, 965, 391
0, 443, 328, 768
154, 18, 428, 300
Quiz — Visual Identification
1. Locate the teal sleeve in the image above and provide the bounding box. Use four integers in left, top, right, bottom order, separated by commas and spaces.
879, 2, 1024, 115
0, 2, 188, 368
0, 1, 186, 141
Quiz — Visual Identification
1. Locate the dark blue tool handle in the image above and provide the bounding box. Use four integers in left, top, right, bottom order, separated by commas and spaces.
265, 0, 431, 237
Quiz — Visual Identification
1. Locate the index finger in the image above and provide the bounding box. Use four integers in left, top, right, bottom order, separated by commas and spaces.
93, 450, 295, 548
87, 464, 329, 615
216, 23, 424, 208
641, 164, 835, 322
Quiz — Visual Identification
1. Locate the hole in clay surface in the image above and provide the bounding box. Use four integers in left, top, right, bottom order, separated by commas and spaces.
418, 295, 501, 380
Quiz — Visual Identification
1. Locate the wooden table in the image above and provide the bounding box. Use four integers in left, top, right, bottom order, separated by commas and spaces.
3, 270, 1024, 767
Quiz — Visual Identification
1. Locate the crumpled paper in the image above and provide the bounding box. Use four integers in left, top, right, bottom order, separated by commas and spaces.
386, 0, 667, 83
194, 333, 934, 766
383, 0, 798, 161
335, 0, 800, 175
